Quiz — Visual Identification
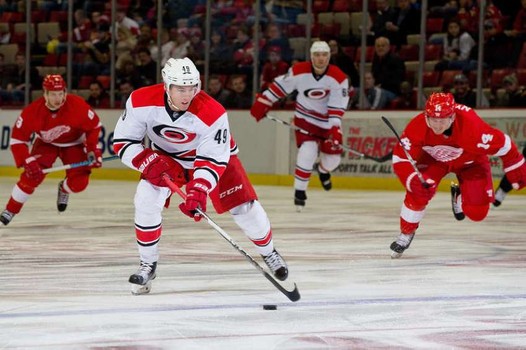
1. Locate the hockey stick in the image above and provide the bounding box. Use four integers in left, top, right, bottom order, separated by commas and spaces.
162, 174, 301, 302
42, 155, 119, 174
265, 114, 392, 163
381, 116, 429, 188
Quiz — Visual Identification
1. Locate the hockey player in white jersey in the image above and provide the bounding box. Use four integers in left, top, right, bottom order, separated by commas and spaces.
250, 41, 349, 211
113, 57, 289, 295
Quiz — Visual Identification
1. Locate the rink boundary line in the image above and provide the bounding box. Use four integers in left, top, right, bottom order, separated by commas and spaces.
1, 293, 526, 319
1, 167, 516, 192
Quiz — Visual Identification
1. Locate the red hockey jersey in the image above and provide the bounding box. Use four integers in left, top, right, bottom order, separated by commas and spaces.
9, 94, 101, 168
393, 104, 520, 183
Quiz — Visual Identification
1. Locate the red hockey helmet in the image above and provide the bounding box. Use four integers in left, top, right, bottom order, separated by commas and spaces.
425, 93, 456, 119
42, 74, 66, 91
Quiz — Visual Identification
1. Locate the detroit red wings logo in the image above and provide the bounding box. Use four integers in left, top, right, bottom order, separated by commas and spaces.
40, 125, 71, 142
422, 145, 463, 162
152, 125, 197, 144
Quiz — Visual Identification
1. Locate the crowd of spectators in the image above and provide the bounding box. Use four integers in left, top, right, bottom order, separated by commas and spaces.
0, 0, 525, 109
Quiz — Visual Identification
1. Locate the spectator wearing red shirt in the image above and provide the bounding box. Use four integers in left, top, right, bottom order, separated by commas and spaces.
260, 46, 289, 91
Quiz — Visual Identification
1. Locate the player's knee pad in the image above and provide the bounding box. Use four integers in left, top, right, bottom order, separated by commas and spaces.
18, 178, 38, 194
230, 200, 270, 235
463, 204, 489, 222
319, 153, 341, 172
66, 175, 90, 193
230, 201, 253, 215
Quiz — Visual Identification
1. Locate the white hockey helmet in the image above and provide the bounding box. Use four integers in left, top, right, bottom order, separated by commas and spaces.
310, 41, 330, 55
162, 57, 201, 92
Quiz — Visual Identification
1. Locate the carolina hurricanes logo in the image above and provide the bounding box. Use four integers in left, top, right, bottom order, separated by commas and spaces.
40, 125, 71, 143
152, 125, 197, 144
304, 88, 329, 100
422, 145, 463, 162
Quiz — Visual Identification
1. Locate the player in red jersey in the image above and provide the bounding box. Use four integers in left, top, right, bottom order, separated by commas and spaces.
250, 41, 349, 211
390, 92, 526, 258
112, 57, 289, 295
0, 75, 102, 226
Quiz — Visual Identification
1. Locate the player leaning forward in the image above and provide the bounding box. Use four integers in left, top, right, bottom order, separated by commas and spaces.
113, 57, 289, 294
0, 75, 103, 226
390, 92, 526, 258
250, 41, 349, 210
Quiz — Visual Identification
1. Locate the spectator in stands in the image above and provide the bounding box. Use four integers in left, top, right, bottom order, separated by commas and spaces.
136, 47, 157, 86
452, 73, 489, 107
481, 18, 510, 69
370, 0, 398, 42
115, 26, 138, 71
118, 79, 135, 108
0, 21, 11, 44
136, 23, 155, 51
115, 6, 140, 36
80, 23, 111, 76
116, 56, 144, 89
385, 0, 421, 47
270, 0, 304, 24
150, 28, 176, 67
233, 26, 255, 69
328, 39, 360, 88
169, 28, 191, 60
350, 72, 395, 110
260, 46, 289, 91
372, 36, 405, 95
435, 18, 477, 72
224, 74, 252, 109
507, 0, 526, 67
0, 52, 41, 104
86, 80, 110, 108
260, 23, 291, 63
457, 0, 477, 33
129, 0, 155, 19
495, 73, 526, 107
210, 29, 234, 73
391, 80, 420, 109
187, 28, 205, 71
207, 75, 231, 105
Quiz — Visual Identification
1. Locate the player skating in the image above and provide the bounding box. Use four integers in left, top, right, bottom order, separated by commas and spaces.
113, 57, 289, 295
388, 92, 526, 258
0, 75, 102, 226
250, 41, 349, 211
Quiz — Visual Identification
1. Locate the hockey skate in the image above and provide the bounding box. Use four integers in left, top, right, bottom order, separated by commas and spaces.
450, 183, 465, 221
0, 210, 14, 226
316, 164, 332, 191
390, 233, 415, 259
294, 190, 307, 212
57, 181, 69, 212
262, 249, 288, 281
129, 261, 157, 295
493, 188, 507, 207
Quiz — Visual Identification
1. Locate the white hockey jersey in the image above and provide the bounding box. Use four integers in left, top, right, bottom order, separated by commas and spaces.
113, 84, 237, 189
263, 61, 349, 129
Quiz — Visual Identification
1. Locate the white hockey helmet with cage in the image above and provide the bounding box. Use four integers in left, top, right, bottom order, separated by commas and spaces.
162, 57, 201, 93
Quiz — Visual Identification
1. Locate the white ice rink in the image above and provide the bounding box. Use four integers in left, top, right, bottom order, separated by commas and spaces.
1, 178, 525, 349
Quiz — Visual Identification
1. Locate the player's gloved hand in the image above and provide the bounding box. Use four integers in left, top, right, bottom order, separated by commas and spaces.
133, 149, 184, 187
326, 126, 343, 146
407, 172, 437, 201
87, 148, 103, 168
504, 157, 526, 190
178, 178, 211, 222
23, 156, 44, 182
250, 93, 273, 122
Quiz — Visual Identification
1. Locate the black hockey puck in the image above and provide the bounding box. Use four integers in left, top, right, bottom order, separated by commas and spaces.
263, 304, 277, 310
